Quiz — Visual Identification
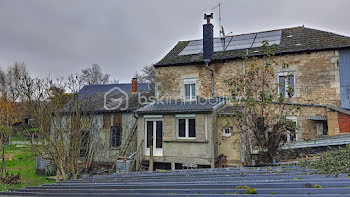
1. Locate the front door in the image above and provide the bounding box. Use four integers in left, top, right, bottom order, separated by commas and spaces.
145, 120, 163, 156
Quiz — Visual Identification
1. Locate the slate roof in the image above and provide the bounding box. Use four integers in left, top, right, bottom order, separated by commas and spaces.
78, 83, 153, 99
76, 91, 155, 113
63, 83, 154, 113
136, 98, 225, 114
155, 26, 350, 67
216, 105, 243, 116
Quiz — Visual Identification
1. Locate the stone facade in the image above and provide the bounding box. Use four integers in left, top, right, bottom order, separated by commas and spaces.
156, 50, 341, 106
216, 116, 241, 166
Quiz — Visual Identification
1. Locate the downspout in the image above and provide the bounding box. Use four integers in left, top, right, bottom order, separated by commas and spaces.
205, 59, 214, 97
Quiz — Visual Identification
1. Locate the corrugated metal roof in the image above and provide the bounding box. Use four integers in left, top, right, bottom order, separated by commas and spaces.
282, 134, 350, 149
5, 166, 350, 196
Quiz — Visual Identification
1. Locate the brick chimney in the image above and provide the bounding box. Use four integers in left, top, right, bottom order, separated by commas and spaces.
131, 77, 138, 93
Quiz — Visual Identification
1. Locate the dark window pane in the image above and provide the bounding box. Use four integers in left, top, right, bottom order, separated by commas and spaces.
287, 75, 295, 96
189, 119, 196, 137
191, 84, 196, 99
156, 121, 163, 148
178, 119, 186, 137
110, 126, 122, 148
279, 76, 285, 97
185, 84, 190, 99
80, 130, 90, 157
146, 121, 153, 148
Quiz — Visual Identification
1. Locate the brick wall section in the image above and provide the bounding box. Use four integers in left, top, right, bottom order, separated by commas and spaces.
338, 112, 350, 132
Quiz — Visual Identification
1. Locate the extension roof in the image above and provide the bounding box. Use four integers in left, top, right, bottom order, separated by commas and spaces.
155, 26, 350, 67
136, 98, 225, 114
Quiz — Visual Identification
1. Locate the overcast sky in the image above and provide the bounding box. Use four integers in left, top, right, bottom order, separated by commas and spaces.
0, 0, 350, 83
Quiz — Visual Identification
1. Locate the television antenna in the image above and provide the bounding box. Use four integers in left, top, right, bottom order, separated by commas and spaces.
211, 3, 225, 38
211, 2, 230, 49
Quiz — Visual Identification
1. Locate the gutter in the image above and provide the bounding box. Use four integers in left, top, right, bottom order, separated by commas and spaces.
204, 59, 214, 97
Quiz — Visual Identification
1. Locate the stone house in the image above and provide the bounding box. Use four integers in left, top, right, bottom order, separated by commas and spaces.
65, 79, 154, 166
136, 25, 350, 168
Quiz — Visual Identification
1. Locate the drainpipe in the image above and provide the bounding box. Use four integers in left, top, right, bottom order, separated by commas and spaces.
205, 59, 214, 97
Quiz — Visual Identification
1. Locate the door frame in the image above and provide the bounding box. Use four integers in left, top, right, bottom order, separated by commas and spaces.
144, 119, 163, 157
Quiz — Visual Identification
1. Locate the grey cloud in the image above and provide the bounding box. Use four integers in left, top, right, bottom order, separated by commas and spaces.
0, 0, 349, 81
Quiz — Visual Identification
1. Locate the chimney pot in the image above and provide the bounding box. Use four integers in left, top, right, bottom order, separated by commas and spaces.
132, 78, 137, 93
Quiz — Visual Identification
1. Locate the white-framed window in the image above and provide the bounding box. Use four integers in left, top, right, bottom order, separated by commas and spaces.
183, 78, 196, 100
278, 72, 295, 97
222, 127, 232, 137
285, 116, 297, 142
176, 114, 196, 139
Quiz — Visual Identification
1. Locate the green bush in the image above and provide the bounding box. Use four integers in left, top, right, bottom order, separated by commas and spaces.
301, 146, 350, 175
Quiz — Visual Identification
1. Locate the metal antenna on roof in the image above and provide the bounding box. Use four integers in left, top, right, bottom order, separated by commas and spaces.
211, 3, 226, 48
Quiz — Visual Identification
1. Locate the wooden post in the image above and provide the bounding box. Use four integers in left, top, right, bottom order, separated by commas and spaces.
149, 146, 153, 171
171, 162, 175, 171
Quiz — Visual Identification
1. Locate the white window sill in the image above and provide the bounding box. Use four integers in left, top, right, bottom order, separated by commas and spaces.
177, 137, 196, 140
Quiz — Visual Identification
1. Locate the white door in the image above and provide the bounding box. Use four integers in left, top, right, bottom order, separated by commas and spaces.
145, 120, 163, 156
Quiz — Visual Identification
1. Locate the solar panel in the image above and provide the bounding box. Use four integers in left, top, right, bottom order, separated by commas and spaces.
187, 40, 202, 46
178, 48, 202, 56
254, 35, 281, 43
231, 33, 256, 41
252, 40, 280, 48
225, 44, 252, 51
178, 30, 282, 56
256, 30, 282, 38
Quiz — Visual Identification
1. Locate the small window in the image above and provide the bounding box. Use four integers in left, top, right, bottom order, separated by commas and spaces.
184, 79, 196, 100
111, 126, 122, 148
278, 72, 295, 97
80, 130, 90, 157
177, 118, 196, 139
284, 117, 297, 142
222, 127, 232, 137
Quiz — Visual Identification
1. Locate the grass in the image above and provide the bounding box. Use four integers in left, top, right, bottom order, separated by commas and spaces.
0, 145, 55, 191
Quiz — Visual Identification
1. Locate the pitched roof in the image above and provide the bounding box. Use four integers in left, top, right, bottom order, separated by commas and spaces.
78, 83, 153, 99
77, 91, 155, 113
136, 98, 225, 114
63, 83, 154, 113
155, 26, 350, 67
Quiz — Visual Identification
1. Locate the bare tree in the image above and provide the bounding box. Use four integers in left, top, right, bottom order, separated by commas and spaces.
22, 75, 96, 180
80, 64, 110, 85
134, 65, 155, 85
224, 41, 298, 164
0, 62, 29, 102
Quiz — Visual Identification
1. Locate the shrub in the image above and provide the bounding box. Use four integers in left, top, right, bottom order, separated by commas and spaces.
301, 146, 350, 175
